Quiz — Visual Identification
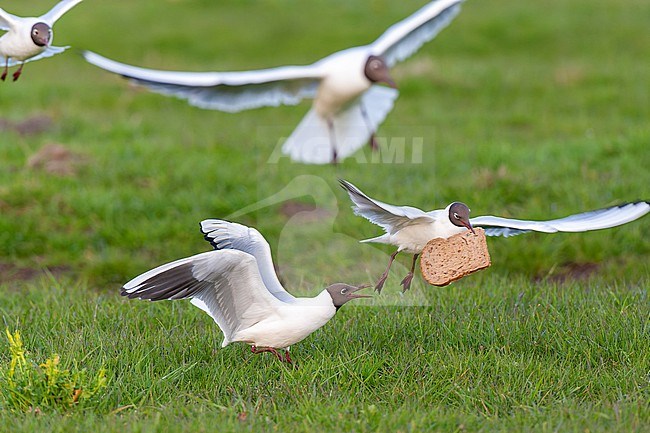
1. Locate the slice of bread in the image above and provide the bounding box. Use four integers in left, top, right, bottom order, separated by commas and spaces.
420, 227, 491, 286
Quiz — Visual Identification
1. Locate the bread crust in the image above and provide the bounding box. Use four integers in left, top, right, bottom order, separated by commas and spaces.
420, 227, 491, 286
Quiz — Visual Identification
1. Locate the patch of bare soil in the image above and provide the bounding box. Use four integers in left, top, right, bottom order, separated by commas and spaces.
27, 143, 88, 177
0, 115, 53, 135
538, 262, 601, 284
0, 262, 72, 284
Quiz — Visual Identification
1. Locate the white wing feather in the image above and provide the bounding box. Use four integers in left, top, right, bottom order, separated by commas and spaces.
0, 7, 18, 30
370, 0, 463, 67
39, 0, 84, 25
339, 179, 434, 234
472, 201, 650, 237
200, 219, 295, 303
122, 249, 285, 347
82, 50, 325, 112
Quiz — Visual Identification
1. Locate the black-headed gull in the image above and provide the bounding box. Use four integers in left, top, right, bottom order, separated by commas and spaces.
0, 0, 82, 81
339, 179, 650, 292
82, 0, 463, 164
121, 219, 370, 364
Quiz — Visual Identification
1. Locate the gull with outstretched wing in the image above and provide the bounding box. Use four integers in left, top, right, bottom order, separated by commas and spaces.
0, 0, 83, 81
340, 179, 649, 292
122, 219, 370, 364
83, 0, 463, 164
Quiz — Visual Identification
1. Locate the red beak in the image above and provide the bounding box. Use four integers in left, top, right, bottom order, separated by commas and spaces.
349, 284, 372, 299
383, 77, 398, 89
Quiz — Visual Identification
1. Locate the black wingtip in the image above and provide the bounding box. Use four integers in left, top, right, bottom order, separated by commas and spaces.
199, 219, 235, 251
203, 234, 219, 250
338, 179, 359, 195
608, 200, 650, 210
200, 222, 220, 250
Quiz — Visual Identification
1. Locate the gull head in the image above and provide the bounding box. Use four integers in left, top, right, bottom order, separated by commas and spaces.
448, 202, 475, 234
364, 55, 397, 89
31, 23, 52, 47
326, 283, 371, 309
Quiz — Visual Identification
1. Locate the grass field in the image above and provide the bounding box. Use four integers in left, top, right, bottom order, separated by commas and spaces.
1, 0, 649, 431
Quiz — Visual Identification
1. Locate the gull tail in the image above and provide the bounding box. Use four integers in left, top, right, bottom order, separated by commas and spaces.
282, 86, 398, 164
360, 234, 390, 244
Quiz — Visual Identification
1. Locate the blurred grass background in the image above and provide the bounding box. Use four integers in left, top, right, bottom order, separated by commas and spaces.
0, 0, 647, 291
0, 0, 649, 430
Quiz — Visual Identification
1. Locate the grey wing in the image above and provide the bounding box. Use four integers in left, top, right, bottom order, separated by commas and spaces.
82, 50, 324, 112
472, 201, 650, 238
0, 7, 19, 30
370, 0, 463, 67
29, 45, 68, 63
339, 179, 433, 234
121, 250, 284, 346
39, 0, 84, 25
200, 219, 295, 303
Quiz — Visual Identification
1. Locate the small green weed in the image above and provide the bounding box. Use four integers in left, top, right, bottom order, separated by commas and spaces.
0, 329, 108, 414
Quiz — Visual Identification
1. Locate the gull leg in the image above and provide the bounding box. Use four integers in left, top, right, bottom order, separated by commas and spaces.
283, 349, 294, 366
327, 118, 338, 164
251, 345, 284, 362
1, 58, 8, 81
400, 254, 420, 292
360, 104, 379, 151
375, 250, 399, 294
12, 62, 24, 82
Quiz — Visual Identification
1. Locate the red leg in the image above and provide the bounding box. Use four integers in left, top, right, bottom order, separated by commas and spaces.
283, 349, 294, 365
1, 58, 8, 81
360, 104, 379, 151
375, 250, 399, 293
400, 253, 419, 292
369, 134, 379, 151
12, 62, 24, 82
251, 345, 284, 362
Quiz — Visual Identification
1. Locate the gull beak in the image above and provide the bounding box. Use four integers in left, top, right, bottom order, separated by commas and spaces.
382, 76, 398, 89
349, 284, 372, 299
463, 220, 476, 235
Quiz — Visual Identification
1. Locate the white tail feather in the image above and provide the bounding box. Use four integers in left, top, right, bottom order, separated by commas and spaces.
282, 86, 398, 164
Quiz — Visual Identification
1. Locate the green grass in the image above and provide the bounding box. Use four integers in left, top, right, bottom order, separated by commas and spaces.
1, 0, 649, 430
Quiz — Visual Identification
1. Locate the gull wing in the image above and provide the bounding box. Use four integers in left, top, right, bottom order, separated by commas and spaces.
0, 7, 19, 31
82, 50, 325, 112
121, 249, 286, 347
339, 179, 433, 235
1, 45, 68, 67
200, 219, 295, 303
471, 201, 650, 238
370, 0, 463, 67
39, 0, 84, 25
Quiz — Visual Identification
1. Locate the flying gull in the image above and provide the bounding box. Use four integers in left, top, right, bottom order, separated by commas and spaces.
339, 179, 649, 292
83, 0, 463, 163
0, 0, 83, 81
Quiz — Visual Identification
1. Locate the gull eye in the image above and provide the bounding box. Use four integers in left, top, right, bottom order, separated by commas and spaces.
340, 288, 348, 295
454, 212, 460, 219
